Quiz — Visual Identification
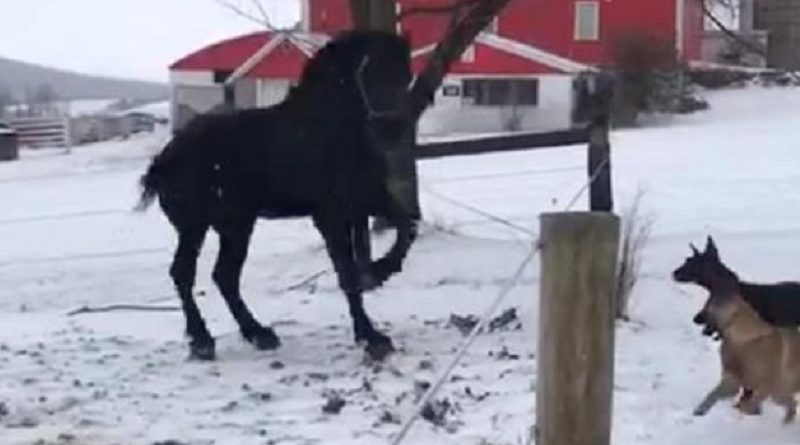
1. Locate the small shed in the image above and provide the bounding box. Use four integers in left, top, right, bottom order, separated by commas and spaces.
0, 124, 19, 161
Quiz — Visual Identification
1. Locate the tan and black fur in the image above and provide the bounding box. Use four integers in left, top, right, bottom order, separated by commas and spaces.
694, 285, 800, 423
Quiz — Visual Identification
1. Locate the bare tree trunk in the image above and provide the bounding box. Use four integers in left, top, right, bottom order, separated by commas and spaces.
348, 0, 514, 233
700, 0, 767, 57
349, 0, 396, 31
409, 0, 512, 120
349, 0, 414, 234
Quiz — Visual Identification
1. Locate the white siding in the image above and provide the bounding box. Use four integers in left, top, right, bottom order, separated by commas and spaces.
171, 85, 224, 130
257, 80, 291, 108
418, 74, 574, 136
170, 70, 215, 86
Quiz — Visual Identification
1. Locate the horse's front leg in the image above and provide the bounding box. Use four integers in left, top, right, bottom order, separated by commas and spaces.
370, 199, 418, 287
314, 215, 394, 361
352, 214, 378, 291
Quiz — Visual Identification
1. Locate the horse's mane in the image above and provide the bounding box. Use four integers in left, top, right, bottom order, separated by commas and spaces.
288, 31, 410, 102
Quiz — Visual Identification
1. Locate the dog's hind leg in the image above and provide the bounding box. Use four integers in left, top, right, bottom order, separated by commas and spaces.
734, 388, 760, 415
694, 373, 740, 416
772, 393, 797, 424
736, 390, 767, 416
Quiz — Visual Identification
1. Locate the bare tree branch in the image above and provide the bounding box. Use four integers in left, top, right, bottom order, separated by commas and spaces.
409, 0, 512, 120
214, 0, 272, 28
67, 304, 180, 316
397, 0, 479, 20
700, 0, 767, 57
250, 0, 274, 28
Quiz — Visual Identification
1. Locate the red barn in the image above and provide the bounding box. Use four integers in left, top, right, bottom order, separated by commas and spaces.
170, 0, 703, 134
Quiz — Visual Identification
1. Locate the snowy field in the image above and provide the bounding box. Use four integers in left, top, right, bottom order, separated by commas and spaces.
1, 87, 800, 445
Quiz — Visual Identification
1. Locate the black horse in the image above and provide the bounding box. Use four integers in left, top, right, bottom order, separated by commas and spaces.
136, 31, 419, 361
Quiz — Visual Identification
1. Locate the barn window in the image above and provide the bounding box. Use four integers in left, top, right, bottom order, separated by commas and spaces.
574, 1, 600, 41
213, 70, 234, 84
462, 78, 539, 106
442, 85, 461, 97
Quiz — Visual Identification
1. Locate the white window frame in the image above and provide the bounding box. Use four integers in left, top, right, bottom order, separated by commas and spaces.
574, 1, 600, 41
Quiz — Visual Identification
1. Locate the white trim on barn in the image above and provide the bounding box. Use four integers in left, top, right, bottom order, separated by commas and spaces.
477, 33, 594, 73
412, 33, 594, 73
225, 34, 286, 86
287, 32, 330, 57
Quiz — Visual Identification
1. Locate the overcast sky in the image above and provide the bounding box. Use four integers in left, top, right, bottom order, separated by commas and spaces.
0, 0, 300, 82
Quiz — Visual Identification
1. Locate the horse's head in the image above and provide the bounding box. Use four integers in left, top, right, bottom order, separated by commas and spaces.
352, 32, 413, 121
295, 31, 413, 122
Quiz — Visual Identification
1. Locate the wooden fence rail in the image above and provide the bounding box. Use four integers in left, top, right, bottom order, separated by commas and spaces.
9, 116, 71, 149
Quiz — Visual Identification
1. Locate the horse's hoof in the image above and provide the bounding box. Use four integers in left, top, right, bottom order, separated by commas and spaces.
244, 327, 281, 351
365, 333, 395, 362
189, 338, 216, 361
354, 328, 369, 345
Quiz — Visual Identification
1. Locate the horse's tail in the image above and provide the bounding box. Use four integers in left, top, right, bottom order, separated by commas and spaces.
134, 138, 178, 211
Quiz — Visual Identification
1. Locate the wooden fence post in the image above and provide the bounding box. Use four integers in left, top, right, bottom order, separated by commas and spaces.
535, 212, 620, 445
586, 72, 615, 212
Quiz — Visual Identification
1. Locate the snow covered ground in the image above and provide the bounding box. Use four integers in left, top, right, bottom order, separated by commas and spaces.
1, 87, 800, 445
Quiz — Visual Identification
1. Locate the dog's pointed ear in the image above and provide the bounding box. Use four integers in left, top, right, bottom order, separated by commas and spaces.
705, 236, 719, 259
690, 243, 700, 256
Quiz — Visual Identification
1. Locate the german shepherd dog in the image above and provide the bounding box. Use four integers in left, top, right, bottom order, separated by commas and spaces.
692, 283, 800, 422
673, 236, 800, 414
673, 236, 800, 337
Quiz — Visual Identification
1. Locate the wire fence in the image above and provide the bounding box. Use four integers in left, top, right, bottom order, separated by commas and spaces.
390, 155, 609, 445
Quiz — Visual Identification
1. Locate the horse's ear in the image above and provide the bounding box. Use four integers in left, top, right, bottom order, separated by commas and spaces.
705, 236, 719, 259
690, 243, 700, 256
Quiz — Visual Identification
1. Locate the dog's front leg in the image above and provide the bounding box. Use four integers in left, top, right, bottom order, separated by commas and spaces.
735, 390, 767, 416
733, 388, 761, 415
694, 374, 740, 416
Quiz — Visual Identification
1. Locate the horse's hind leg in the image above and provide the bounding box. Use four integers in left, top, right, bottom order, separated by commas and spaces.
314, 215, 394, 361
171, 225, 215, 360
212, 220, 280, 351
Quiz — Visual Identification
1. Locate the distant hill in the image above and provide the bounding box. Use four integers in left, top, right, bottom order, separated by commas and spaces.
0, 56, 168, 102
